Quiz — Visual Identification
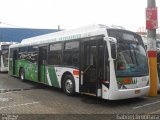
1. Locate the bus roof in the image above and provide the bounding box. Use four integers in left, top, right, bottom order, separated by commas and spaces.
10, 24, 125, 48
0, 42, 18, 46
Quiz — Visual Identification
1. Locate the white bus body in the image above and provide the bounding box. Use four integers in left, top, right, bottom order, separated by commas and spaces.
0, 42, 17, 72
9, 25, 149, 100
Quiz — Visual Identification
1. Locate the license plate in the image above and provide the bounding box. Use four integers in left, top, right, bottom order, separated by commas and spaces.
135, 90, 141, 94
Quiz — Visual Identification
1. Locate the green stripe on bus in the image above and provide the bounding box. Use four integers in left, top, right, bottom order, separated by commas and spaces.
47, 66, 60, 88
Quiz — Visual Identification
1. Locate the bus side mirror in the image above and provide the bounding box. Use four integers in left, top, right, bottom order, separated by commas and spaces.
108, 37, 117, 60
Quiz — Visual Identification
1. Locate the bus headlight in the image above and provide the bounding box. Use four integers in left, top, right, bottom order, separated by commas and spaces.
117, 82, 127, 89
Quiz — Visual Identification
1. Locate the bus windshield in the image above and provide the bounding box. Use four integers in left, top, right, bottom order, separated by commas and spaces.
116, 43, 148, 76
157, 41, 160, 48
107, 29, 148, 77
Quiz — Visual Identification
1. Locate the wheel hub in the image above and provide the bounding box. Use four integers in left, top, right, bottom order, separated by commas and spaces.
65, 79, 73, 93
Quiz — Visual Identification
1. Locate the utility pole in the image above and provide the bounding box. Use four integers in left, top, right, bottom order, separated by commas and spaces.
146, 0, 158, 96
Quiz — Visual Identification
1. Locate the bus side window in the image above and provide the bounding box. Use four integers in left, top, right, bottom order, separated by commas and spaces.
28, 46, 38, 63
63, 41, 79, 67
48, 43, 62, 65
18, 47, 28, 59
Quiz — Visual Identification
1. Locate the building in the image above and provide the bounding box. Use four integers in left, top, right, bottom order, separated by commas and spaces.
0, 27, 60, 42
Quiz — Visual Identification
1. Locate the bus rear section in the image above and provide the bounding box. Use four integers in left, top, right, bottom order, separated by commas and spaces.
0, 44, 10, 72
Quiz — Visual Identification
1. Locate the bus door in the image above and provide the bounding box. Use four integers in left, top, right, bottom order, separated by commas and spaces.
13, 49, 18, 75
38, 46, 48, 83
80, 39, 104, 96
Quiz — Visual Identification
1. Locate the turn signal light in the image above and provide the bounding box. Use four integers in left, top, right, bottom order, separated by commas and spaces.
73, 70, 79, 76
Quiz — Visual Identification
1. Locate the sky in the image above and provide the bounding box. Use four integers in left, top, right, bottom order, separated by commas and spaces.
0, 0, 159, 32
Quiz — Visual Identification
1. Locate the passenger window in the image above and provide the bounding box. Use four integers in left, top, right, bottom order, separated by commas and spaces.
28, 46, 38, 63
48, 43, 62, 65
63, 41, 79, 67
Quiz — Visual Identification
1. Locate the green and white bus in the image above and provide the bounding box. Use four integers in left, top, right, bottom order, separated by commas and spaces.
0, 42, 17, 72
9, 24, 149, 100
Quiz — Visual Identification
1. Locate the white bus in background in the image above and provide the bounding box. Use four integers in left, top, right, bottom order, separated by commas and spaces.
141, 35, 147, 49
141, 36, 160, 91
0, 42, 17, 72
156, 39, 160, 90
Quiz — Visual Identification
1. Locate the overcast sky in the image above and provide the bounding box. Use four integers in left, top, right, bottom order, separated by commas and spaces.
0, 0, 159, 32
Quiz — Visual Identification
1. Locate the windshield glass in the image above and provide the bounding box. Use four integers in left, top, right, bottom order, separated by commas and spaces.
116, 43, 148, 76
107, 29, 148, 77
157, 42, 160, 48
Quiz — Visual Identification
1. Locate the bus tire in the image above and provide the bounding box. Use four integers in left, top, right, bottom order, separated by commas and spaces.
20, 68, 25, 81
62, 75, 75, 96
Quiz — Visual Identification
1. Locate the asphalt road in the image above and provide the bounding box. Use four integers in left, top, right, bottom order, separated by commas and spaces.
0, 73, 160, 120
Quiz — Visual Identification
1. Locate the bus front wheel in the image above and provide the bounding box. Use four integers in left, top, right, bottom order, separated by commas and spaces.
63, 75, 75, 96
20, 68, 25, 81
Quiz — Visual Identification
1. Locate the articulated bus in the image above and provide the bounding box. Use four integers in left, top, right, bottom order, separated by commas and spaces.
9, 24, 149, 100
0, 42, 17, 72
